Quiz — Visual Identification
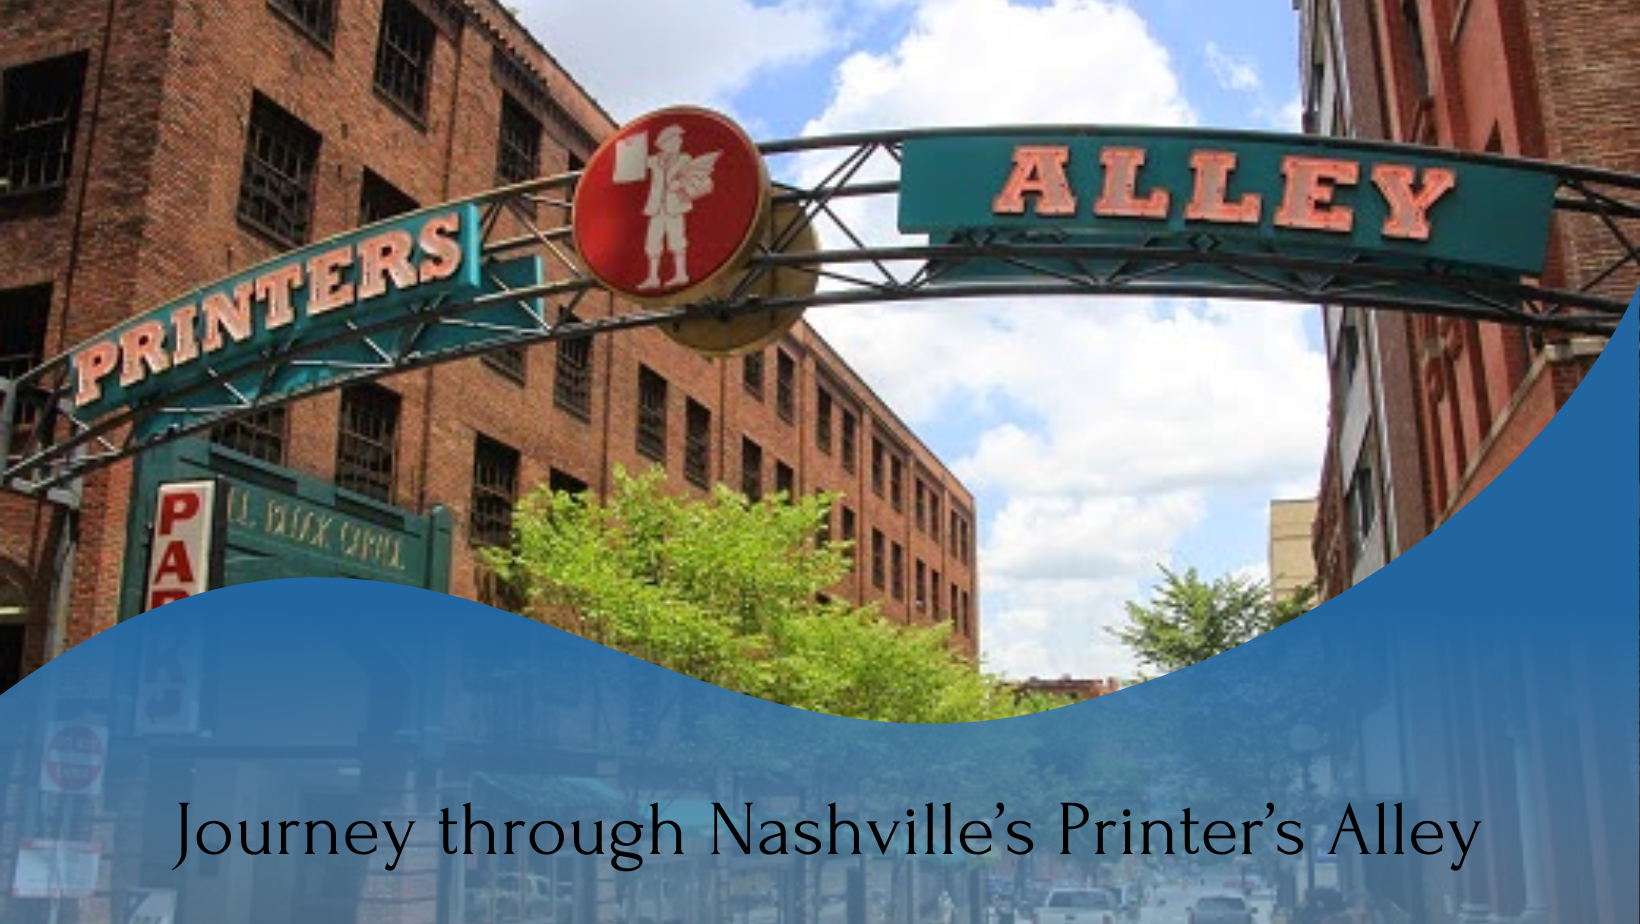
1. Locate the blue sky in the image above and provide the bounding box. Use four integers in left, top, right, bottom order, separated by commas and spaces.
517, 0, 1329, 678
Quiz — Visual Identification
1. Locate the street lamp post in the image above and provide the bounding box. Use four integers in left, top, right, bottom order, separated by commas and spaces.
1287, 725, 1322, 910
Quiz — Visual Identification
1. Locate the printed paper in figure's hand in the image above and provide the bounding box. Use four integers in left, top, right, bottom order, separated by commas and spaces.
675, 151, 721, 200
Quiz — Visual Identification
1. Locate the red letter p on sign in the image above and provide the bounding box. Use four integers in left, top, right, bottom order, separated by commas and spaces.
145, 480, 221, 610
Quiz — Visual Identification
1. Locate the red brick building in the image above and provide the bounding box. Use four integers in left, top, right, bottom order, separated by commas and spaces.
1297, 4, 1638, 924
1302, 0, 1637, 599
0, 0, 979, 689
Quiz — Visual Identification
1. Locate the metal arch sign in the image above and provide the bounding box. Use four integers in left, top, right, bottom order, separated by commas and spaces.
899, 128, 1558, 280
3, 107, 1636, 499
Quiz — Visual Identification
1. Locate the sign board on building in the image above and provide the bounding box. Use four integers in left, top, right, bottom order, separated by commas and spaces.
10, 840, 100, 899
898, 129, 1558, 280
38, 722, 107, 796
134, 617, 204, 735
143, 480, 224, 611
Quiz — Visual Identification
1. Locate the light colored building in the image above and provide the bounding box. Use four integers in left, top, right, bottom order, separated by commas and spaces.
1267, 498, 1318, 604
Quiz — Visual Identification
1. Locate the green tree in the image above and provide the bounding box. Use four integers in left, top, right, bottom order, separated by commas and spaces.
1110, 565, 1315, 673
483, 468, 1062, 723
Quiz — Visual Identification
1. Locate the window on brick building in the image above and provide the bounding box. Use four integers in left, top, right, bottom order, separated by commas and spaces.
914, 559, 926, 611
840, 506, 857, 564
0, 285, 51, 455
840, 410, 857, 473
742, 351, 764, 400
870, 529, 885, 589
1336, 313, 1361, 393
636, 366, 668, 463
335, 383, 400, 502
950, 584, 959, 628
373, 0, 436, 121
269, 0, 337, 46
470, 435, 519, 546
929, 494, 941, 543
237, 93, 321, 248
890, 542, 904, 601
741, 437, 763, 502
871, 438, 885, 497
1346, 460, 1376, 553
0, 53, 87, 199
211, 408, 289, 466
554, 331, 593, 420
358, 168, 418, 226
950, 511, 961, 558
684, 399, 711, 489
483, 345, 527, 384
961, 591, 971, 637
889, 456, 904, 512
914, 480, 927, 532
775, 460, 794, 499
815, 387, 833, 454
931, 569, 941, 617
496, 94, 542, 186
549, 468, 587, 497
775, 350, 796, 423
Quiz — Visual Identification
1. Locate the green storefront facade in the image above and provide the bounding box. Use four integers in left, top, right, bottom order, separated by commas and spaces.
119, 437, 452, 618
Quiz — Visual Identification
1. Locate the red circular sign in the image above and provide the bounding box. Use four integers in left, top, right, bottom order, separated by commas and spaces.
44, 725, 105, 792
573, 107, 768, 304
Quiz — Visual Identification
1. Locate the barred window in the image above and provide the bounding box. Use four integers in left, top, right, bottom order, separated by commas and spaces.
915, 559, 927, 611
840, 506, 857, 562
268, 0, 336, 45
636, 366, 668, 463
774, 460, 794, 499
0, 285, 51, 454
890, 542, 904, 601
496, 94, 542, 185
237, 94, 320, 248
890, 456, 904, 512
930, 494, 942, 543
931, 569, 942, 617
741, 437, 762, 502
870, 528, 885, 590
742, 351, 764, 400
961, 591, 972, 637
775, 349, 795, 423
211, 408, 289, 465
358, 168, 418, 225
373, 0, 436, 121
483, 345, 526, 384
841, 410, 857, 473
685, 399, 711, 489
554, 334, 593, 419
1, 53, 87, 199
871, 438, 885, 497
915, 479, 927, 532
335, 384, 401, 501
815, 388, 833, 454
470, 435, 519, 546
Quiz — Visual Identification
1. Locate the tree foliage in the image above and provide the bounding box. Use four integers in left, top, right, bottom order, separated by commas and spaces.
1110, 565, 1316, 673
483, 469, 1061, 723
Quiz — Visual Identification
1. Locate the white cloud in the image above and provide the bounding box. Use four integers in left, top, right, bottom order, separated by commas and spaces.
513, 0, 835, 119
1204, 41, 1262, 93
789, 2, 1327, 680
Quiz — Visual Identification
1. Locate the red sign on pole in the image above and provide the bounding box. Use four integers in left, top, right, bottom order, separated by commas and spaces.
573, 106, 769, 305
39, 722, 107, 796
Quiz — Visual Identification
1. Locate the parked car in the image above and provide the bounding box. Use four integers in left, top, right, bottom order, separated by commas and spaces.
1189, 896, 1255, 924
1035, 888, 1119, 924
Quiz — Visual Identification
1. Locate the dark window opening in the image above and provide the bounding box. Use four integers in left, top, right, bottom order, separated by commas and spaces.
841, 411, 857, 473
930, 495, 942, 543
497, 94, 542, 186
931, 569, 941, 617
840, 506, 857, 563
1347, 461, 1376, 553
483, 346, 527, 384
742, 351, 764, 400
1402, 0, 1432, 100
915, 480, 927, 532
685, 399, 711, 488
889, 456, 904, 512
741, 438, 763, 502
870, 529, 885, 589
268, 0, 337, 46
237, 94, 320, 248
335, 384, 400, 502
636, 366, 668, 463
890, 542, 905, 601
471, 435, 520, 546
554, 333, 593, 419
871, 438, 885, 497
816, 387, 833, 454
549, 468, 587, 497
373, 0, 436, 120
775, 349, 796, 423
775, 460, 794, 499
915, 559, 926, 611
358, 168, 418, 225
0, 285, 52, 453
1337, 315, 1361, 392
1, 53, 88, 199
211, 407, 289, 465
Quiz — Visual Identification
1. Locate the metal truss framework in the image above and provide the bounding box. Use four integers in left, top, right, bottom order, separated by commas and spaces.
2, 127, 1637, 501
